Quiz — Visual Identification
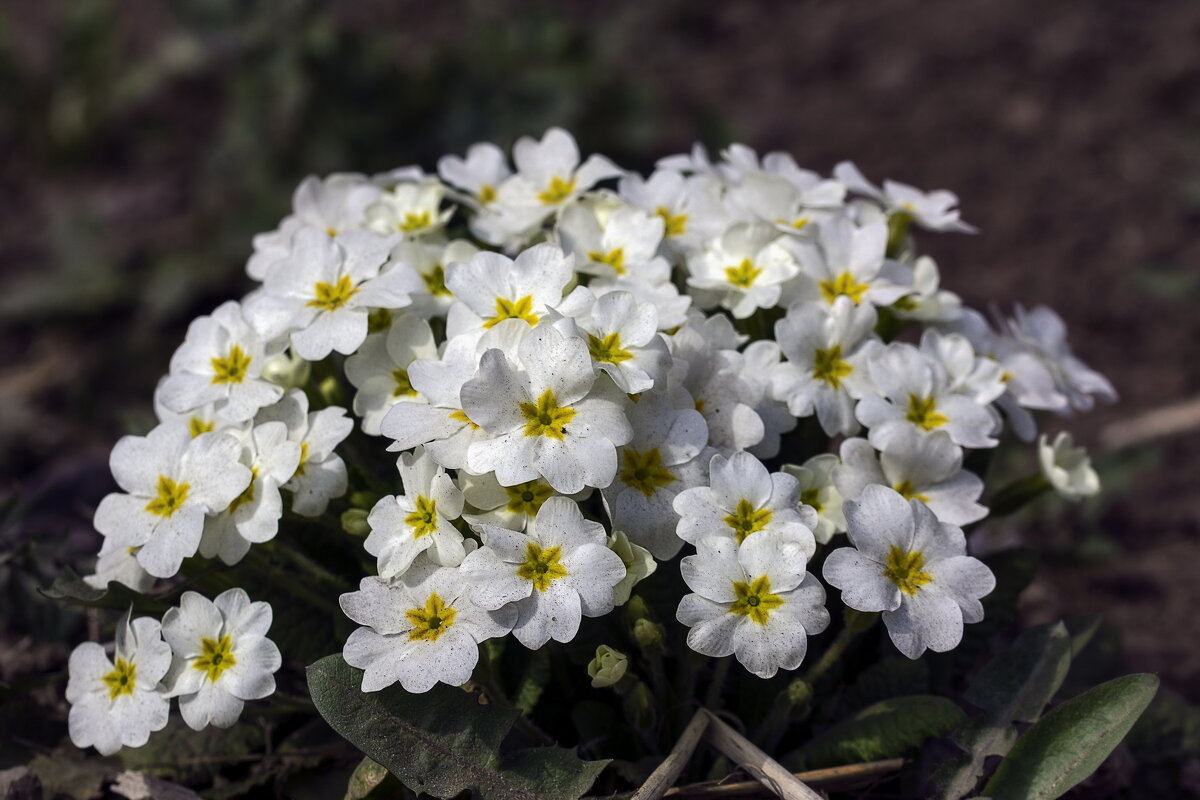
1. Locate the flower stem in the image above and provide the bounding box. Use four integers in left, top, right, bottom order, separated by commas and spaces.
704, 657, 732, 711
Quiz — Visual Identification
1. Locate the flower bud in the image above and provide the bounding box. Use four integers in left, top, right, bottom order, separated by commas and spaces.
260, 350, 312, 391
786, 678, 812, 709
318, 375, 343, 406
632, 618, 664, 652
587, 645, 629, 689
341, 508, 370, 537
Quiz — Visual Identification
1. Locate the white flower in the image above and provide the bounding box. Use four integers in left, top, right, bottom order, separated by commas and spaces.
856, 343, 998, 450
1004, 305, 1117, 412
726, 165, 844, 235
591, 265, 693, 330
94, 423, 251, 578
384, 237, 478, 318
556, 202, 665, 281
835, 432, 987, 526
198, 421, 301, 565
461, 323, 633, 494
161, 588, 282, 730
891, 256, 962, 323
497, 127, 621, 217
823, 485, 995, 658
772, 297, 881, 436
918, 328, 1006, 406
66, 614, 171, 755
438, 142, 511, 209
340, 565, 515, 693
603, 392, 710, 560
834, 161, 976, 233
677, 532, 829, 678
364, 447, 467, 578
460, 496, 626, 649
673, 451, 816, 558
249, 228, 411, 360
550, 288, 671, 394
457, 472, 571, 532
617, 168, 726, 252
791, 215, 911, 307
247, 173, 382, 280
254, 389, 353, 516
737, 339, 799, 460
157, 301, 284, 423
1038, 432, 1100, 501
364, 179, 454, 238
345, 313, 439, 436
607, 530, 657, 607
782, 454, 845, 544
84, 538, 155, 593
445, 244, 575, 336
687, 223, 799, 318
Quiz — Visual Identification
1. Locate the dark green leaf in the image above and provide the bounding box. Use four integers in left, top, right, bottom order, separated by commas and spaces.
790, 695, 965, 770
984, 673, 1159, 800
307, 654, 607, 800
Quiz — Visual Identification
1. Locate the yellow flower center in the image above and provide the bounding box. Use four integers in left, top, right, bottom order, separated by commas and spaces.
449, 409, 480, 430
724, 258, 762, 289
537, 176, 577, 205
800, 487, 823, 513
478, 184, 497, 205
210, 344, 252, 385
406, 592, 457, 642
294, 441, 310, 477
193, 634, 237, 682
422, 264, 452, 297
102, 657, 137, 700
587, 332, 634, 364
618, 448, 676, 498
392, 368, 417, 398
729, 576, 784, 625
188, 417, 214, 438
893, 480, 930, 503
400, 211, 432, 232
404, 495, 439, 538
520, 389, 577, 440
516, 541, 569, 592
882, 545, 933, 595
145, 476, 190, 518
819, 271, 870, 305
905, 394, 948, 431
227, 468, 258, 515
723, 498, 773, 543
367, 308, 393, 333
655, 206, 688, 238
694, 397, 707, 414
587, 248, 626, 275
307, 274, 360, 312
485, 295, 538, 329
812, 344, 854, 389
504, 480, 554, 515
775, 216, 810, 231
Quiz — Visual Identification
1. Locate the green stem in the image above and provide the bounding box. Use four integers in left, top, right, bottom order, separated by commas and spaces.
801, 620, 862, 688
987, 473, 1050, 517
704, 657, 732, 711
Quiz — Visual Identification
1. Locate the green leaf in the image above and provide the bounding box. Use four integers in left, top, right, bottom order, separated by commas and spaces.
344, 756, 391, 799
117, 716, 265, 783
40, 567, 164, 612
307, 654, 608, 800
28, 747, 118, 800
984, 673, 1159, 800
790, 695, 965, 770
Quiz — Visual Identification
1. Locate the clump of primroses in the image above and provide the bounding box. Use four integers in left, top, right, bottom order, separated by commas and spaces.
66, 129, 1113, 754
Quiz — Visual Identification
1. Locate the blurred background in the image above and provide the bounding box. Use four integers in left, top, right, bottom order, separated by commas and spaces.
2, 0, 1199, 769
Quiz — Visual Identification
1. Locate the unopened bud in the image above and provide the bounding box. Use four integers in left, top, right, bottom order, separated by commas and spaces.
632, 618, 665, 652
786, 679, 812, 709
624, 595, 652, 626
260, 350, 312, 391
318, 375, 343, 406
587, 645, 629, 689
341, 508, 370, 537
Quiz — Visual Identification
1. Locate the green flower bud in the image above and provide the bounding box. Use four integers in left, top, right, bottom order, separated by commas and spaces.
341, 508, 370, 537
318, 375, 343, 406
587, 645, 629, 689
632, 618, 665, 652
260, 350, 312, 391
786, 678, 812, 709
624, 595, 652, 626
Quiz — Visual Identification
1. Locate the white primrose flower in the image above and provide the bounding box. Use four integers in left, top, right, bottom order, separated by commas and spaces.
618, 168, 726, 252
438, 141, 511, 209
1004, 305, 1117, 413
161, 588, 281, 730
591, 263, 693, 331
364, 179, 454, 238
737, 339, 799, 460
892, 256, 963, 323
772, 297, 881, 436
496, 127, 621, 219
556, 202, 665, 281
249, 228, 411, 360
457, 471, 582, 532
198, 421, 302, 565
791, 214, 911, 308
84, 538, 155, 593
919, 328, 1006, 406
253, 389, 352, 516
94, 422, 251, 578
607, 530, 657, 607
383, 237, 478, 318
247, 173, 382, 280
157, 301, 284, 423
460, 323, 633, 494
364, 447, 467, 578
677, 532, 829, 679
603, 391, 710, 560
726, 167, 844, 235
782, 453, 846, 544
550, 287, 671, 394
857, 343, 999, 450
444, 243, 575, 337
674, 451, 817, 558
345, 313, 439, 436
834, 161, 977, 233
687, 223, 799, 319
154, 389, 241, 440
460, 496, 626, 649
836, 431, 987, 526
824, 485, 995, 659
340, 565, 515, 693
1038, 432, 1100, 502
66, 614, 171, 755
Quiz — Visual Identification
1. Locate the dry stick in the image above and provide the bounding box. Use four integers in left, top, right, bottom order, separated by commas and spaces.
700, 710, 823, 800
1099, 395, 1200, 450
663, 759, 905, 798
631, 710, 712, 800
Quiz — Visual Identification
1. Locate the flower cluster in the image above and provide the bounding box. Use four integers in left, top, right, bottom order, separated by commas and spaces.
67, 128, 1113, 753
